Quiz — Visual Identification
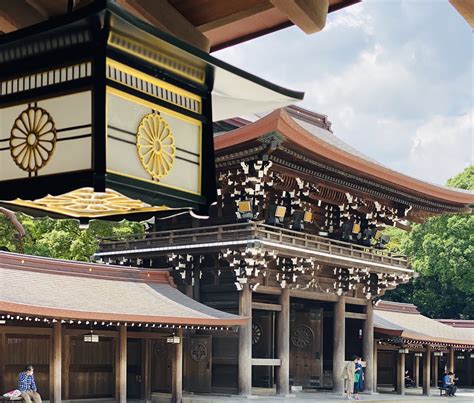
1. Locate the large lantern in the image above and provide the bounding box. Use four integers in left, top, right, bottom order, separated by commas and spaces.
0, 0, 302, 220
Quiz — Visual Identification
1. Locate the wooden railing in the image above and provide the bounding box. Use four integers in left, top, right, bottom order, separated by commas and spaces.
98, 222, 409, 269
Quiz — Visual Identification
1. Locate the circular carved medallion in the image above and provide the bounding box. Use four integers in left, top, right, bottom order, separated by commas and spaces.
136, 113, 175, 180
191, 343, 207, 362
10, 105, 56, 173
252, 322, 263, 345
291, 325, 314, 349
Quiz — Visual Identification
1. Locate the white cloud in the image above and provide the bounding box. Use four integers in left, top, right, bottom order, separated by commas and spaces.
406, 111, 473, 184
213, 1, 472, 185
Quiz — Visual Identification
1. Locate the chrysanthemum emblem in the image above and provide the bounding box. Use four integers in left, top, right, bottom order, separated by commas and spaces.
136, 113, 175, 180
10, 105, 57, 174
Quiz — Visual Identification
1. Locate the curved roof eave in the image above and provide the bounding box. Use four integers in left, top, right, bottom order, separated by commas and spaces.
0, 252, 247, 327
214, 108, 474, 207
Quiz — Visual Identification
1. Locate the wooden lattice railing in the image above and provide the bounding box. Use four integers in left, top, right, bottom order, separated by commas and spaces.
98, 222, 409, 270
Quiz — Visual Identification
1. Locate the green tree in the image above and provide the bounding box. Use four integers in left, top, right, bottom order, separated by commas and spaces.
384, 166, 474, 319
446, 165, 474, 190
0, 213, 144, 261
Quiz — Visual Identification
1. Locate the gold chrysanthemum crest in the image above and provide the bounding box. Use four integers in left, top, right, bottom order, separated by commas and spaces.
10, 105, 57, 173
136, 113, 175, 180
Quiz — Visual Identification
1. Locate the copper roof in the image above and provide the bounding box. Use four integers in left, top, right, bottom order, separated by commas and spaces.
214, 106, 474, 209
0, 251, 246, 326
374, 301, 474, 347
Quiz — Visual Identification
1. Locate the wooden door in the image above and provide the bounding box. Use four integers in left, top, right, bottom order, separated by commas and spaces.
127, 339, 141, 399
186, 335, 212, 393
151, 339, 172, 392
289, 308, 323, 388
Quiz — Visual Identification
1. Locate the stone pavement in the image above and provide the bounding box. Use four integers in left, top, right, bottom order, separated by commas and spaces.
171, 388, 474, 403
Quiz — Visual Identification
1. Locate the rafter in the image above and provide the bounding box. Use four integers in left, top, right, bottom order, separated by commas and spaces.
269, 0, 329, 34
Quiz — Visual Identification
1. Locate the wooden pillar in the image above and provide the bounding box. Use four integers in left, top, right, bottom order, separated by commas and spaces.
0, 333, 5, 396
171, 329, 183, 403
414, 355, 420, 388
397, 351, 405, 395
423, 345, 431, 396
238, 283, 252, 396
141, 339, 152, 402
116, 326, 127, 403
333, 295, 345, 395
448, 346, 455, 373
276, 287, 290, 395
363, 302, 374, 393
51, 322, 62, 403
373, 342, 378, 392
433, 354, 439, 387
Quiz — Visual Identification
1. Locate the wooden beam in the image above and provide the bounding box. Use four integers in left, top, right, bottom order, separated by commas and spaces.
345, 312, 367, 320
0, 0, 45, 33
141, 339, 152, 401
116, 325, 127, 403
290, 289, 337, 302
269, 0, 329, 34
333, 295, 345, 394
51, 322, 62, 403
0, 326, 52, 335
171, 328, 183, 403
275, 287, 290, 396
116, 0, 210, 52
0, 333, 5, 396
363, 303, 374, 393
62, 335, 70, 401
423, 345, 431, 396
450, 0, 474, 27
238, 283, 252, 397
252, 302, 282, 311
253, 285, 282, 295
252, 358, 281, 366
346, 296, 369, 306
397, 352, 405, 395
197, 3, 273, 33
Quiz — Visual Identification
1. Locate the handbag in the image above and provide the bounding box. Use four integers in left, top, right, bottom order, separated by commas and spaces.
354, 372, 360, 383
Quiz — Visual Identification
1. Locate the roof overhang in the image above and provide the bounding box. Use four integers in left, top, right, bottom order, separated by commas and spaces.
0, 251, 247, 327
214, 108, 474, 209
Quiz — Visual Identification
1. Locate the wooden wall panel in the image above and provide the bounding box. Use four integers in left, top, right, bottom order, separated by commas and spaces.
3, 335, 50, 398
151, 339, 172, 392
68, 336, 114, 399
377, 350, 396, 387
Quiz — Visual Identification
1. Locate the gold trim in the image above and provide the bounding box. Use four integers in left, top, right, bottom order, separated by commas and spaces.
108, 32, 205, 84
4, 187, 173, 218
107, 169, 201, 197
136, 113, 176, 180
10, 105, 57, 174
106, 59, 202, 114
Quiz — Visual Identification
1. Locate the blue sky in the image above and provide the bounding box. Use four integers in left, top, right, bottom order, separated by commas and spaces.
215, 0, 473, 186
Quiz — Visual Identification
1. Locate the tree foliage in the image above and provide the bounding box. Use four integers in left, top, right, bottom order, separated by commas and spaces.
384, 166, 474, 319
446, 165, 474, 190
0, 214, 144, 261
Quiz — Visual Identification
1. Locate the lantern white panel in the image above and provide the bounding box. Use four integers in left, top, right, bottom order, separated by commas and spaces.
0, 91, 92, 181
107, 89, 201, 195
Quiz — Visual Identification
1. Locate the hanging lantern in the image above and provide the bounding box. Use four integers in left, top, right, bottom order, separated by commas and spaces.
0, 1, 302, 221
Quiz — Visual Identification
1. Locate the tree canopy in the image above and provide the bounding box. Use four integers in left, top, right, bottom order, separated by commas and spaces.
384, 165, 474, 319
0, 214, 144, 261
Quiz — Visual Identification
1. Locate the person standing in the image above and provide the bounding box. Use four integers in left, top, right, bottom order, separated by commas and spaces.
18, 365, 42, 403
353, 357, 363, 400
343, 356, 357, 400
